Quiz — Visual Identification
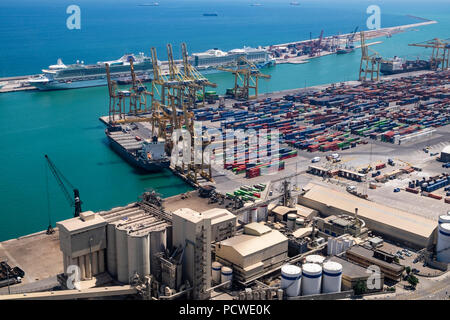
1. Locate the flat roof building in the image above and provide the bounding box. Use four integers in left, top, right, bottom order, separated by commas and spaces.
215, 224, 288, 284
298, 184, 437, 249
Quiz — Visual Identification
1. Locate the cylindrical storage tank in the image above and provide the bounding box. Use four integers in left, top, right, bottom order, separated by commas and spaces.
150, 228, 166, 275
212, 261, 222, 284
115, 227, 129, 283
336, 240, 344, 255
287, 213, 297, 230
221, 266, 233, 289
437, 223, 450, 263
302, 263, 322, 296
106, 223, 117, 277
251, 208, 258, 223
127, 233, 150, 281
327, 238, 333, 256
295, 218, 304, 229
305, 254, 325, 265
258, 205, 268, 222
322, 261, 342, 293
242, 210, 249, 224
438, 214, 450, 225
281, 264, 302, 297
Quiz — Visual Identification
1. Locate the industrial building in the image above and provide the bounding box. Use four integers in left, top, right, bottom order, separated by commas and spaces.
215, 223, 288, 284
441, 145, 450, 163
298, 184, 437, 249
329, 256, 385, 292
345, 245, 405, 281
316, 214, 369, 238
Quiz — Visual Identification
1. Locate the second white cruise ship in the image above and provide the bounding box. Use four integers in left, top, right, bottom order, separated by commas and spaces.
189, 46, 275, 74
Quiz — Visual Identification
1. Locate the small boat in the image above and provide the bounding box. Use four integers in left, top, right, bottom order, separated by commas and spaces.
203, 13, 218, 16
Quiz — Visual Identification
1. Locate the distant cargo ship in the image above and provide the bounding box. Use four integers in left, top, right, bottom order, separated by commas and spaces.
190, 47, 275, 74
290, 1, 300, 5
105, 125, 170, 172
203, 13, 218, 16
138, 2, 159, 6
380, 57, 431, 75
250, 3, 263, 6
28, 53, 153, 90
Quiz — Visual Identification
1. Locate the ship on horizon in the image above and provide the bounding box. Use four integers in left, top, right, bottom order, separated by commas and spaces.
138, 2, 159, 6
28, 53, 153, 90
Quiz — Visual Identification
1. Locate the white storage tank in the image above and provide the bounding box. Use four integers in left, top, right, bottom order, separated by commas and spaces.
212, 261, 222, 284
327, 238, 337, 256
295, 218, 304, 229
438, 214, 450, 225
437, 223, 450, 263
305, 254, 325, 265
150, 228, 167, 274
322, 261, 342, 293
281, 264, 302, 297
301, 263, 322, 296
251, 208, 258, 223
242, 210, 249, 224
287, 213, 297, 230
258, 205, 268, 222
221, 266, 233, 289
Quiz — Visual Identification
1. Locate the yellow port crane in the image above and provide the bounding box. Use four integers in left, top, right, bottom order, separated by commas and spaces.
359, 31, 383, 82
218, 56, 271, 100
408, 38, 450, 71
149, 46, 177, 140
106, 63, 129, 122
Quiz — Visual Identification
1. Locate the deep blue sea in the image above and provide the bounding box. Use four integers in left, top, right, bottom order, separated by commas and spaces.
0, 0, 448, 241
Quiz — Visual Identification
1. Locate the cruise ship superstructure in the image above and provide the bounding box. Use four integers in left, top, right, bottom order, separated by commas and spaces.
189, 46, 275, 74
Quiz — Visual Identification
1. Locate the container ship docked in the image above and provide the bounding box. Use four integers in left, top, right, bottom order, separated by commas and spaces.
105, 124, 170, 172
28, 53, 153, 90
380, 56, 431, 75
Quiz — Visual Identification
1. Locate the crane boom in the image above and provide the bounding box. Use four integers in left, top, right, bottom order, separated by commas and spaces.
44, 155, 82, 217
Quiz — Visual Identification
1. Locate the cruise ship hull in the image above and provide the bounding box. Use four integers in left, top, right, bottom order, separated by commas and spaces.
31, 78, 107, 90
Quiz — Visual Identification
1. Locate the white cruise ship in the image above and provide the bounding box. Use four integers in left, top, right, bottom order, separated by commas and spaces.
28, 53, 153, 91
189, 47, 275, 74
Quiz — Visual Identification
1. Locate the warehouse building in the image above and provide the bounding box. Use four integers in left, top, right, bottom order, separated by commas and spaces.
441, 145, 450, 162
345, 245, 405, 281
215, 223, 288, 284
298, 184, 437, 249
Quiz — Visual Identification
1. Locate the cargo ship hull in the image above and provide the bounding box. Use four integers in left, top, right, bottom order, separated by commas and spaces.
105, 128, 170, 172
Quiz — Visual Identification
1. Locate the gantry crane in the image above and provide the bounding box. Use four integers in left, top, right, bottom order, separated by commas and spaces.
359, 31, 383, 82
218, 56, 271, 100
409, 38, 450, 71
106, 61, 153, 124
106, 63, 129, 122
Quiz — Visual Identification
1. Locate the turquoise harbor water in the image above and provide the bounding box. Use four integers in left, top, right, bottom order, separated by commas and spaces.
0, 0, 449, 241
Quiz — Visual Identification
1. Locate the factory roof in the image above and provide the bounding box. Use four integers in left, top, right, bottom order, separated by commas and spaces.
244, 222, 271, 236
291, 227, 313, 238
271, 206, 297, 216
329, 256, 372, 280
56, 212, 106, 234
202, 208, 236, 225
442, 145, 450, 154
217, 230, 287, 257
347, 245, 404, 272
301, 184, 436, 240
